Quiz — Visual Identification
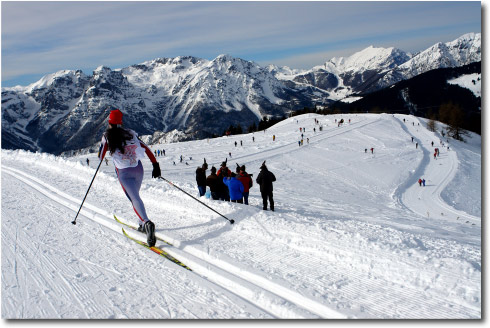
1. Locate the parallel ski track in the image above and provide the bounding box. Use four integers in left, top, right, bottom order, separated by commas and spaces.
1, 164, 346, 319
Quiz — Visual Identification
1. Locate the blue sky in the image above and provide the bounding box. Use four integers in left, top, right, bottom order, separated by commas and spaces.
1, 1, 481, 87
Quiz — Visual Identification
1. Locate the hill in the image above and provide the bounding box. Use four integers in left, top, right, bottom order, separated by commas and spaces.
1, 113, 481, 319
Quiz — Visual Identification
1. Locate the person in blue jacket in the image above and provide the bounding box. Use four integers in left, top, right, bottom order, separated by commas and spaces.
223, 173, 245, 203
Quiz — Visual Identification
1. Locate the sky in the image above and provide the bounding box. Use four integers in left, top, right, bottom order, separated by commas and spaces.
0, 1, 482, 88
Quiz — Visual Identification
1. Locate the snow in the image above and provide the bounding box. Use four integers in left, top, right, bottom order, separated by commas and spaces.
447, 73, 481, 98
1, 113, 481, 319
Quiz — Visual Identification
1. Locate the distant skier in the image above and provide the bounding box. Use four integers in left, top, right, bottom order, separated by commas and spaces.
370, 147, 374, 154
86, 158, 90, 166
196, 159, 208, 197
256, 161, 276, 211
418, 178, 422, 186
422, 179, 426, 187
98, 109, 160, 247
416, 142, 418, 149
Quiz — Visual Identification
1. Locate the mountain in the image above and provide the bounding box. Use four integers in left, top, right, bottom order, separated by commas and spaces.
371, 33, 481, 92
275, 33, 481, 97
331, 62, 481, 135
1, 33, 481, 155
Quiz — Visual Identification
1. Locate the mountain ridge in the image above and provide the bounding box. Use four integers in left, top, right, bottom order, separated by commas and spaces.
1, 33, 481, 155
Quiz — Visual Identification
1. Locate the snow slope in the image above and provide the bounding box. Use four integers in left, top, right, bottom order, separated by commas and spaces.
1, 113, 481, 319
448, 73, 482, 98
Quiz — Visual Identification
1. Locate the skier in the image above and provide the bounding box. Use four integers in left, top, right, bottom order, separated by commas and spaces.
418, 178, 422, 186
370, 147, 374, 154
98, 109, 160, 247
237, 165, 253, 205
223, 173, 244, 203
416, 142, 418, 149
422, 179, 426, 187
195, 159, 208, 197
206, 167, 221, 200
86, 158, 90, 166
256, 161, 276, 211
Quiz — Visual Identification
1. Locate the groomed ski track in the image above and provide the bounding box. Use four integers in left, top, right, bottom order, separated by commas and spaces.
2, 165, 345, 319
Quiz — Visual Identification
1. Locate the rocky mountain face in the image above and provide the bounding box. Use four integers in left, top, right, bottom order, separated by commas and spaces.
1, 33, 481, 155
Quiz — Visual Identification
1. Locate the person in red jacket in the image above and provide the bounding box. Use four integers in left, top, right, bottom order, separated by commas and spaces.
98, 109, 161, 247
237, 165, 253, 205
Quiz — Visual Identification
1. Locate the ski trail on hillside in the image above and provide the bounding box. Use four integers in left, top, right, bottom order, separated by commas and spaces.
392, 116, 479, 224
162, 115, 381, 175
2, 165, 346, 319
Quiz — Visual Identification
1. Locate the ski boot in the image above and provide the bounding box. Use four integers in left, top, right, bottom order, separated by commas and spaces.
144, 221, 156, 247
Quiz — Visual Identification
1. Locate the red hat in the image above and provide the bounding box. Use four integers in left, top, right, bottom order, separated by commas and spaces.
108, 109, 123, 125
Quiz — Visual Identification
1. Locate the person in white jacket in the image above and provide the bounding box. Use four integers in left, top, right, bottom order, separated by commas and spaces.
98, 109, 161, 247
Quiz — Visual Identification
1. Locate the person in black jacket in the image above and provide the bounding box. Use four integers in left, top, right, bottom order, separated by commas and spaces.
206, 166, 221, 200
217, 159, 231, 201
196, 159, 208, 197
256, 161, 276, 211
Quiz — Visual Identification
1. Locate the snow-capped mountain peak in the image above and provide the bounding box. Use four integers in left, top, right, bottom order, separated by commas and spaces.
325, 45, 410, 74
1, 33, 481, 155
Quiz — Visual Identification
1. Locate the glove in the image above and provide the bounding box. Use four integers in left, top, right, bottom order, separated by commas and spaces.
152, 162, 161, 178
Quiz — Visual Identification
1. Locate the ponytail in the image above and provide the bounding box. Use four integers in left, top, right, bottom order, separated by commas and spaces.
106, 124, 132, 155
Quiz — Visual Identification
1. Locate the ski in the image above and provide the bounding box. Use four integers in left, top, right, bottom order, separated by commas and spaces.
113, 214, 172, 245
121, 228, 192, 271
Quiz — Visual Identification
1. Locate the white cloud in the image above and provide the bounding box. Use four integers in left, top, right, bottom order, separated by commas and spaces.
1, 1, 481, 86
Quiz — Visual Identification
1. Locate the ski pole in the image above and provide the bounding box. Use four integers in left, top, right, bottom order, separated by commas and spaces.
72, 158, 103, 225
158, 176, 235, 224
